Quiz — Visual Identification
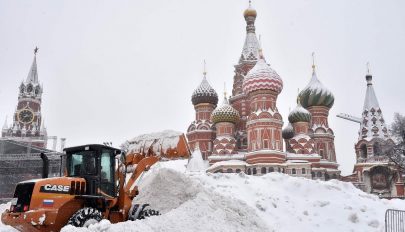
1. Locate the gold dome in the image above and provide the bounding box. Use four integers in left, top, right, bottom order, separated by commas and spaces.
244, 7, 257, 18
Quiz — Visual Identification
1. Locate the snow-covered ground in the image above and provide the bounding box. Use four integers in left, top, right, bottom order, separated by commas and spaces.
2, 160, 405, 232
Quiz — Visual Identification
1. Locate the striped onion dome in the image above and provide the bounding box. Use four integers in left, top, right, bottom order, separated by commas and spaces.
211, 97, 240, 124
282, 122, 294, 139
288, 102, 312, 123
299, 70, 334, 109
242, 58, 283, 95
191, 75, 218, 106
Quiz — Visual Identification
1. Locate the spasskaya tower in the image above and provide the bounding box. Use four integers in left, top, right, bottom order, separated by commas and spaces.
1, 48, 47, 148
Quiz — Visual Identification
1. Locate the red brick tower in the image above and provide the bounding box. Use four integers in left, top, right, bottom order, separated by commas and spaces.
210, 92, 240, 163
242, 48, 284, 164
350, 70, 401, 196
187, 66, 218, 159
229, 2, 261, 151
2, 48, 47, 148
299, 60, 338, 169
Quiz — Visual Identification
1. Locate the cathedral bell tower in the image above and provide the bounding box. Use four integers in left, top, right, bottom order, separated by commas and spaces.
2, 47, 47, 148
229, 1, 261, 151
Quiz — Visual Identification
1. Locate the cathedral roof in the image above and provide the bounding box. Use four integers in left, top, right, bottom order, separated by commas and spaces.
211, 96, 240, 124
299, 66, 334, 109
288, 102, 312, 124
191, 73, 218, 106
358, 73, 389, 141
240, 1, 260, 63
242, 56, 283, 95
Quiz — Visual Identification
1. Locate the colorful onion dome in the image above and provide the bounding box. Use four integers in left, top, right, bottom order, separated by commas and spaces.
288, 102, 312, 124
282, 122, 294, 139
242, 58, 283, 95
299, 69, 334, 109
191, 75, 218, 106
211, 97, 240, 124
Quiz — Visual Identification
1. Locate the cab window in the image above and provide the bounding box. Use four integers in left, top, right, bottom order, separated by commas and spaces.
68, 151, 97, 176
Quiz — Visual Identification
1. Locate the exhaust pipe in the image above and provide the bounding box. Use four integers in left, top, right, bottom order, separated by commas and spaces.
40, 153, 49, 178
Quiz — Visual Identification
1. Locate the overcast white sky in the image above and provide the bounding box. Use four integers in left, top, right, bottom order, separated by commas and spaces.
0, 0, 404, 175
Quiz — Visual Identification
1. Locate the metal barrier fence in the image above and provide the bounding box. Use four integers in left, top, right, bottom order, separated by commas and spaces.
386, 209, 405, 232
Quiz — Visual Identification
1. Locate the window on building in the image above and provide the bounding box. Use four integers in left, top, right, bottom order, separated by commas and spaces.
311, 172, 315, 178
269, 167, 274, 172
319, 149, 324, 159
317, 172, 322, 177
227, 168, 233, 173
261, 167, 267, 174
247, 168, 251, 175
242, 138, 247, 146
292, 168, 296, 175
302, 168, 306, 174
325, 173, 330, 181
360, 144, 367, 158
253, 168, 257, 175
236, 169, 241, 173
263, 140, 269, 149
373, 142, 382, 156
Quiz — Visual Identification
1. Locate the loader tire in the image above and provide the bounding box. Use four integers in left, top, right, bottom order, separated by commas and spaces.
67, 207, 103, 227
128, 204, 160, 220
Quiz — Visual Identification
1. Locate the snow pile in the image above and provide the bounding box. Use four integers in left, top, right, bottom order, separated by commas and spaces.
186, 148, 206, 172
3, 159, 405, 232
122, 130, 182, 154
61, 166, 268, 232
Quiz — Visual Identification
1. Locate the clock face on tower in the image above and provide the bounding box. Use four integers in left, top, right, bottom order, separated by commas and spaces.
17, 109, 34, 124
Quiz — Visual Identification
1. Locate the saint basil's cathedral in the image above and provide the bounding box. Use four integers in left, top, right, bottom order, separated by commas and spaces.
187, 3, 340, 180
187, 2, 404, 198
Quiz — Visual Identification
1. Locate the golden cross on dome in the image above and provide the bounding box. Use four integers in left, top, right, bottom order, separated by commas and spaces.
224, 82, 227, 99
367, 62, 370, 74
203, 60, 207, 77
312, 52, 316, 72
34, 46, 39, 55
297, 88, 301, 104
258, 34, 264, 58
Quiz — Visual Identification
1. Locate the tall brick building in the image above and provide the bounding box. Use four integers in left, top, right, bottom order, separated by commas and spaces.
2, 48, 47, 148
186, 3, 340, 180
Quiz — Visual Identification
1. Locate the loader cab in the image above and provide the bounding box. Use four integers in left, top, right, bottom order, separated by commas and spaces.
64, 144, 121, 197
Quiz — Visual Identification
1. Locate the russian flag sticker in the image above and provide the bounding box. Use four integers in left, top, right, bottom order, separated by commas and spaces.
43, 199, 54, 207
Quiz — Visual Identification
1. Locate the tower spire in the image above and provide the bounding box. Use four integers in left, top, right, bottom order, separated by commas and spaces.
359, 68, 389, 140
26, 47, 39, 83
2, 116, 8, 130
240, 0, 259, 62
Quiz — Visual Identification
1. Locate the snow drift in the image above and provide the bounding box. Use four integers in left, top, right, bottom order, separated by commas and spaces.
2, 160, 405, 232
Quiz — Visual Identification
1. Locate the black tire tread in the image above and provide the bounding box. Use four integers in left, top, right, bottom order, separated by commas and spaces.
67, 207, 103, 227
